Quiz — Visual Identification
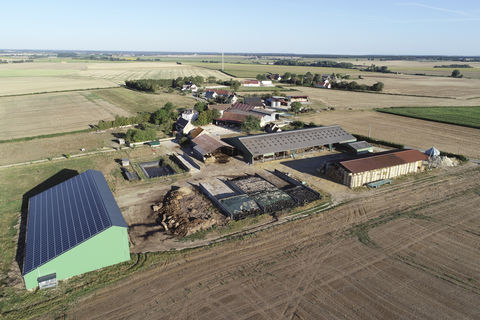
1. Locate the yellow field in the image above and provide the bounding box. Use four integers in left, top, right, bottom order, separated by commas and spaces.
0, 91, 130, 140
0, 61, 229, 96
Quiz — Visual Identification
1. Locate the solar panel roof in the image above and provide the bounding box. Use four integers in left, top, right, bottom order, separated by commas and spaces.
238, 125, 356, 156
23, 170, 127, 275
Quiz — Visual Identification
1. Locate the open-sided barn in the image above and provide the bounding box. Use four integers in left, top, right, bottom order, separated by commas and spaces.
335, 149, 428, 188
22, 170, 130, 290
228, 125, 356, 164
192, 134, 235, 162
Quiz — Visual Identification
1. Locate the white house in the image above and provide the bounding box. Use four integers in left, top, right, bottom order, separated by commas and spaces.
182, 83, 198, 92
181, 109, 199, 122
243, 80, 260, 87
261, 80, 273, 86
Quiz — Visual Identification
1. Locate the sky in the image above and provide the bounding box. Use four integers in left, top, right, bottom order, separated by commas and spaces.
1, 0, 479, 55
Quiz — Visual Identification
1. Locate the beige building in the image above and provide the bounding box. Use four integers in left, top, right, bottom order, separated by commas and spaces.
334, 149, 428, 188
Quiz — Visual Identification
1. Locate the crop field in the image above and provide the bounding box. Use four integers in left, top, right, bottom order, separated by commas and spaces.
190, 62, 361, 78
67, 165, 480, 320
376, 106, 480, 129
90, 87, 197, 113
298, 110, 480, 159
0, 61, 229, 96
291, 86, 480, 110
0, 91, 130, 140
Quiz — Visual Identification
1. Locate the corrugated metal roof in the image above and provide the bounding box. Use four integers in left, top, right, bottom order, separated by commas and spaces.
348, 141, 372, 150
231, 102, 256, 111
23, 170, 126, 275
340, 149, 428, 174
238, 125, 355, 157
192, 134, 229, 156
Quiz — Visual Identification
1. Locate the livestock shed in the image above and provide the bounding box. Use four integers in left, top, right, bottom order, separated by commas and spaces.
335, 149, 428, 188
192, 134, 235, 162
229, 125, 356, 164
22, 170, 130, 290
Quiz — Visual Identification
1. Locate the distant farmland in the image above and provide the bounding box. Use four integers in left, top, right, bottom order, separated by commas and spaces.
376, 106, 480, 129
0, 61, 229, 96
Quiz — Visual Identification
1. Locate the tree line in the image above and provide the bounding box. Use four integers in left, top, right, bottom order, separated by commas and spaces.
273, 60, 355, 69
125, 76, 206, 93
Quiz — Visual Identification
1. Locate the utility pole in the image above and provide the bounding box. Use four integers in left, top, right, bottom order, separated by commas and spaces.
222, 51, 224, 71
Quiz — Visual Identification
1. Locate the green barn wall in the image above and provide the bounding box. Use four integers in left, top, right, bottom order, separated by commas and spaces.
24, 226, 130, 290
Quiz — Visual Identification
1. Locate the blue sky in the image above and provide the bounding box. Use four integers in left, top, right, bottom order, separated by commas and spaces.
1, 0, 479, 55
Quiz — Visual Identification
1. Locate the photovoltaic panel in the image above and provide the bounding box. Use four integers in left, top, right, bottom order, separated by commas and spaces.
23, 170, 127, 275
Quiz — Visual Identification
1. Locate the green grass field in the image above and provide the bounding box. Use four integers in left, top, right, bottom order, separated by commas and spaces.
376, 106, 480, 129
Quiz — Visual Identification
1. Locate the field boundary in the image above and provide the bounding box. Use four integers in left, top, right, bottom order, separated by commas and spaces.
0, 86, 120, 98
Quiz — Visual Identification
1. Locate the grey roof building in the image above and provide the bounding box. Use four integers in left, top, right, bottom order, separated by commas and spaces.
228, 125, 356, 163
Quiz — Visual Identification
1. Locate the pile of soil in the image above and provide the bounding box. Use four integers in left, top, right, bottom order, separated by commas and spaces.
153, 186, 224, 237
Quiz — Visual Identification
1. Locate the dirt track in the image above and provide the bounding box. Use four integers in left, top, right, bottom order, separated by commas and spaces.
71, 164, 480, 319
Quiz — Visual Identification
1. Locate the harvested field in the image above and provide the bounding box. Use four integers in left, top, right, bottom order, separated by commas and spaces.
0, 61, 229, 95
298, 110, 480, 159
90, 87, 197, 113
0, 91, 130, 140
291, 86, 480, 110
356, 73, 480, 99
71, 165, 480, 320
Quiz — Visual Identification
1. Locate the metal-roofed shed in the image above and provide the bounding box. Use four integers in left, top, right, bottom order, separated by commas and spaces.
337, 149, 428, 188
22, 170, 130, 290
230, 125, 356, 163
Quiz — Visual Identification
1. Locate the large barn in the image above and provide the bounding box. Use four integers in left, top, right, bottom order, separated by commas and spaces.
333, 149, 428, 188
22, 170, 130, 290
229, 125, 356, 164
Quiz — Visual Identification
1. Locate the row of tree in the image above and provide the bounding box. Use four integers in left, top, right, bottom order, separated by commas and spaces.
362, 64, 391, 73
125, 76, 206, 93
331, 81, 384, 92
273, 59, 355, 69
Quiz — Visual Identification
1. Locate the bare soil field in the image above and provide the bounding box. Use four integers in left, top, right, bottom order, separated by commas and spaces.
299, 110, 480, 159
0, 61, 229, 95
357, 73, 480, 99
71, 164, 480, 319
292, 87, 480, 110
337, 59, 480, 79
0, 91, 130, 140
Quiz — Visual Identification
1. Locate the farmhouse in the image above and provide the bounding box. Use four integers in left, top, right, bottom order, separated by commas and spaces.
228, 125, 356, 164
192, 134, 235, 162
22, 170, 130, 290
180, 109, 199, 122
181, 83, 198, 92
176, 117, 195, 135
208, 104, 231, 117
332, 149, 428, 188
215, 107, 277, 128
243, 80, 260, 87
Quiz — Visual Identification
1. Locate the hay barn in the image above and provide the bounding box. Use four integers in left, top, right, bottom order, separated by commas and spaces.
333, 149, 428, 188
192, 134, 235, 162
22, 170, 130, 290
229, 125, 356, 164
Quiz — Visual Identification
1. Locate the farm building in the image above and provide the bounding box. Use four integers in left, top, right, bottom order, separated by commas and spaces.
208, 104, 231, 117
176, 118, 195, 135
243, 96, 264, 107
22, 170, 130, 290
228, 125, 356, 164
332, 149, 428, 188
192, 134, 235, 162
346, 141, 373, 154
243, 80, 261, 87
